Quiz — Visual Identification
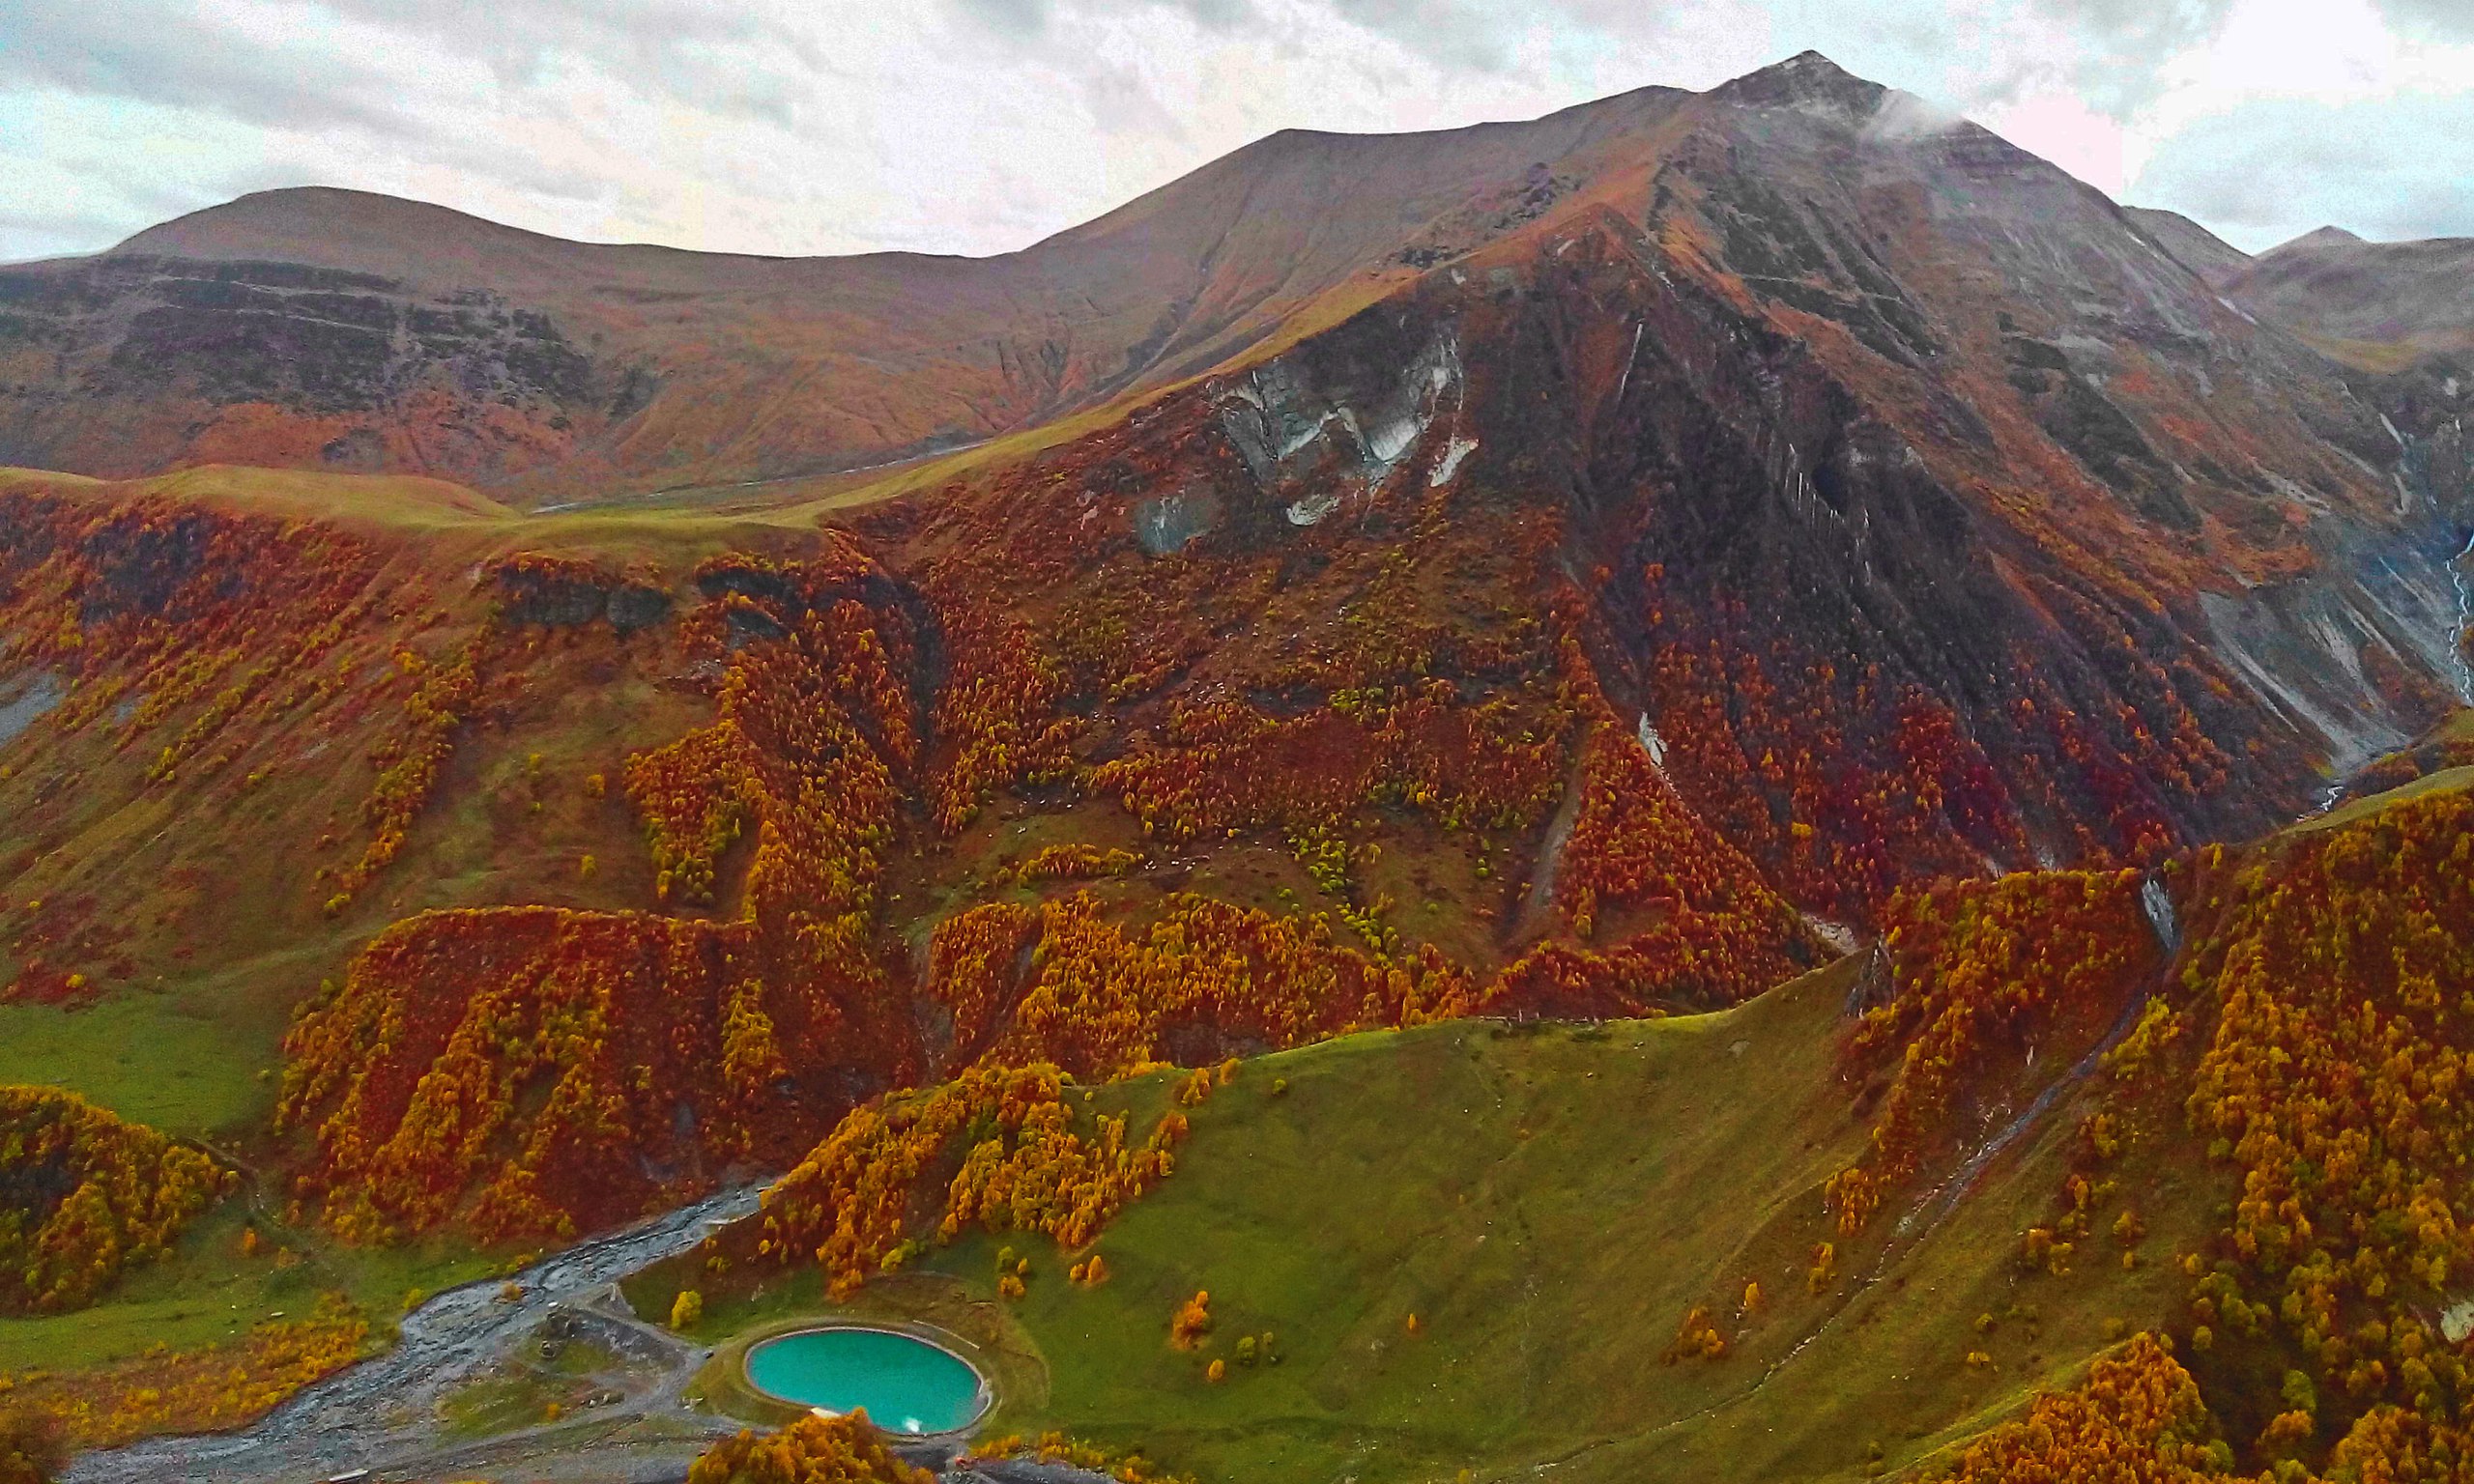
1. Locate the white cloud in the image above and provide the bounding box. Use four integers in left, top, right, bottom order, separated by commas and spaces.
2131, 89, 2474, 247
0, 0, 2467, 265
2120, 0, 2474, 247
1979, 86, 2142, 196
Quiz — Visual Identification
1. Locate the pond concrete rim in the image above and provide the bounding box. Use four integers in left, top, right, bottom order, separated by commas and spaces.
738, 1319, 994, 1441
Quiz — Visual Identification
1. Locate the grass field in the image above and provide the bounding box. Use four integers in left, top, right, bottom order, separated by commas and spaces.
0, 1194, 495, 1378
0, 990, 274, 1136
2309, 762, 2474, 832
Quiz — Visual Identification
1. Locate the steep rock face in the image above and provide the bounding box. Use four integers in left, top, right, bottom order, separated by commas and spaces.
2198, 227, 2474, 738
1621, 61, 2469, 775
2124, 207, 2252, 288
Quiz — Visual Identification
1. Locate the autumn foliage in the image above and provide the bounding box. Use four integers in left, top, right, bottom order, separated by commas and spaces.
928, 891, 1476, 1081
0, 1086, 230, 1313
0, 494, 384, 760
925, 591, 1074, 833
1013, 844, 1141, 883
0, 1297, 366, 1449
280, 540, 938, 1241
1635, 553, 2256, 928
766, 876, 1508, 1298
0, 1411, 63, 1484
1932, 1333, 2225, 1483
687, 1410, 934, 1484
1826, 869, 2155, 1234
1666, 1305, 1727, 1362
329, 623, 492, 908
276, 899, 876, 1243
758, 1063, 1185, 1297
1170, 1290, 1213, 1350
2176, 787, 2474, 1430
1553, 715, 1798, 941
1484, 648, 1815, 1017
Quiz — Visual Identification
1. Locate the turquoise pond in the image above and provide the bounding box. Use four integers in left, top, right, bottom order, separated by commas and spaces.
743, 1327, 987, 1434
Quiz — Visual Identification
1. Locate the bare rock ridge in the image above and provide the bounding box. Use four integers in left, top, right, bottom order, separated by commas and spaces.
1707, 48, 1888, 112
2122, 206, 2252, 287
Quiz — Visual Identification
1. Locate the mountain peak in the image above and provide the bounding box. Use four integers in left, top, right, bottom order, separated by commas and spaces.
2273, 224, 2367, 254
1709, 50, 1886, 114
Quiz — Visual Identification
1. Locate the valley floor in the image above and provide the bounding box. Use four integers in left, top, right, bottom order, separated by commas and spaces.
59, 954, 2189, 1484
597, 953, 2201, 1484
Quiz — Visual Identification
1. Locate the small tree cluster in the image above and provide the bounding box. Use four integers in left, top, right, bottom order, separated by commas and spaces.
0, 1086, 231, 1313
932, 891, 1477, 1081
1932, 1333, 2226, 1482
688, 1411, 934, 1484
760, 1064, 1188, 1297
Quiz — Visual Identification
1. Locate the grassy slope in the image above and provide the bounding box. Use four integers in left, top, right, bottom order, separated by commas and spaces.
0, 991, 273, 1134
964, 970, 2199, 1484
638, 952, 2211, 1484
0, 1198, 492, 1377
2307, 763, 2474, 833
916, 777, 2471, 1484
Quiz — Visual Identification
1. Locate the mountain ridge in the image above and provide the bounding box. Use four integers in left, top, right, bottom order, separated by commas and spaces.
2219, 226, 2474, 369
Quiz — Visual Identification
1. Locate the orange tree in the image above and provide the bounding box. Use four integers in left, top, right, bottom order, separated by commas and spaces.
689, 1412, 933, 1484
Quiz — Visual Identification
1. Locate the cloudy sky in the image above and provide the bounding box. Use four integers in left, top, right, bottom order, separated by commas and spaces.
3, 0, 2470, 264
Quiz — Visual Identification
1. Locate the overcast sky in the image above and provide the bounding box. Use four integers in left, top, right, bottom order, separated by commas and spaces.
3, 0, 2470, 265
